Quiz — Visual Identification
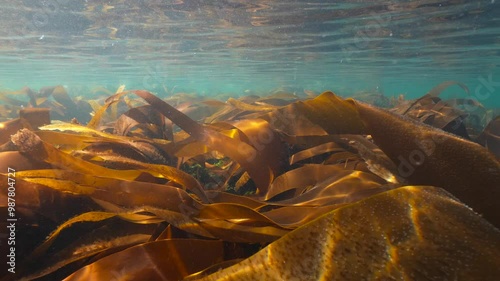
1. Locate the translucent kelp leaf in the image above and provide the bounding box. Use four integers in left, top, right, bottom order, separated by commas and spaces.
128, 90, 275, 194
0, 151, 50, 171
114, 104, 172, 140
87, 85, 127, 129
289, 142, 345, 165
194, 186, 500, 281
345, 134, 402, 184
228, 118, 288, 179
262, 91, 365, 136
204, 191, 265, 209
51, 85, 76, 109
402, 98, 470, 138
35, 130, 106, 152
264, 164, 346, 201
10, 129, 208, 202
39, 122, 174, 158
0, 173, 99, 223
63, 239, 224, 281
260, 205, 342, 228
22, 233, 151, 280
393, 81, 469, 116
227, 97, 282, 112
268, 168, 389, 207
196, 203, 290, 242
0, 108, 50, 144
388, 82, 474, 138
477, 116, 500, 158
21, 211, 160, 273
0, 91, 28, 107
354, 100, 500, 228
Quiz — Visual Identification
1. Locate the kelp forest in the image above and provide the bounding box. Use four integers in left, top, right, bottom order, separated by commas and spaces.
0, 82, 499, 280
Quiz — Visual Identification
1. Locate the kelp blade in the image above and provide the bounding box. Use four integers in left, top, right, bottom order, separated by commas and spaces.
63, 239, 224, 281
352, 100, 500, 228
193, 186, 500, 281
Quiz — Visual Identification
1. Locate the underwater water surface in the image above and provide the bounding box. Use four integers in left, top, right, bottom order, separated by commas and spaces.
1, 1, 500, 281
0, 0, 498, 102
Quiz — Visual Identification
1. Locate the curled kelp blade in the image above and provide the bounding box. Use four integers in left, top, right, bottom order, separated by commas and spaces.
195, 203, 290, 243
267, 167, 390, 207
261, 91, 365, 136
87, 85, 127, 129
477, 116, 500, 158
192, 186, 500, 281
0, 108, 50, 145
114, 104, 171, 140
25, 212, 162, 262
126, 90, 275, 194
12, 169, 211, 238
18, 222, 155, 281
63, 239, 225, 281
9, 129, 209, 203
393, 81, 469, 116
262, 91, 499, 228
23, 234, 151, 281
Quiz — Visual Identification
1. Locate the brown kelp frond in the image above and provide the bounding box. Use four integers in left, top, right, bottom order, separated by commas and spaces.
1, 82, 499, 281
63, 239, 226, 281
192, 186, 500, 281
395, 80, 469, 116
388, 81, 481, 138
8, 129, 209, 202
126, 90, 276, 194
477, 116, 500, 158
262, 91, 366, 136
87, 85, 127, 129
353, 100, 500, 227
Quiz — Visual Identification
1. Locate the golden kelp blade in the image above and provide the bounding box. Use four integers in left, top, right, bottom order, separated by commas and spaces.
87, 86, 127, 129
130, 90, 274, 194
0, 108, 50, 144
477, 116, 500, 157
63, 239, 224, 281
394, 80, 469, 116
10, 129, 209, 203
262, 91, 366, 136
192, 186, 500, 281
353, 100, 500, 228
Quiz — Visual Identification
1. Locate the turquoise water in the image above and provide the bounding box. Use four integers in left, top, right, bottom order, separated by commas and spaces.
1, 0, 499, 105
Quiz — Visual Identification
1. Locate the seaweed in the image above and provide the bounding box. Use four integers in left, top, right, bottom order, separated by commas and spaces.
0, 83, 499, 280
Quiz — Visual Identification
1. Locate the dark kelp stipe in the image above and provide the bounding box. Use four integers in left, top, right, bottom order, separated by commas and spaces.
0, 83, 499, 280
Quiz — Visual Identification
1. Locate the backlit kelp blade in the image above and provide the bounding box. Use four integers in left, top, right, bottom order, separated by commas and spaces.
259, 91, 500, 228
87, 85, 127, 129
9, 129, 209, 203
353, 100, 500, 228
392, 80, 469, 116
261, 91, 364, 136
477, 116, 500, 157
124, 90, 276, 194
192, 186, 500, 281
1, 82, 498, 281
0, 108, 50, 145
63, 239, 225, 281
23, 211, 163, 266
